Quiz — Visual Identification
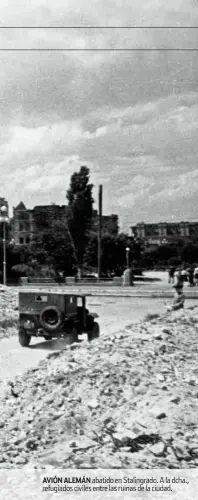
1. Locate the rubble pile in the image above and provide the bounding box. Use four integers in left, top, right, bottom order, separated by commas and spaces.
0, 306, 198, 469
0, 287, 18, 339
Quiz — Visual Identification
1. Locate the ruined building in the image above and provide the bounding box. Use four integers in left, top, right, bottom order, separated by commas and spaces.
11, 202, 70, 245
11, 202, 119, 245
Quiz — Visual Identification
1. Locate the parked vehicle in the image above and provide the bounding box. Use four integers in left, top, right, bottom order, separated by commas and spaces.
18, 291, 100, 347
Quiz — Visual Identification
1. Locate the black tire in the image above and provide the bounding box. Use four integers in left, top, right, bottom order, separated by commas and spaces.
86, 314, 94, 330
18, 328, 31, 347
87, 321, 100, 342
39, 306, 64, 333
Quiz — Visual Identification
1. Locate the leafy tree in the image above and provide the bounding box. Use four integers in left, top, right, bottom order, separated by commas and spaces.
140, 243, 181, 269
180, 242, 198, 264
0, 240, 34, 282
83, 232, 98, 271
31, 220, 77, 277
156, 244, 178, 264
84, 231, 142, 275
11, 264, 34, 277
84, 232, 117, 274
8, 243, 32, 266
66, 166, 94, 274
101, 233, 118, 273
1, 213, 78, 283
168, 256, 182, 267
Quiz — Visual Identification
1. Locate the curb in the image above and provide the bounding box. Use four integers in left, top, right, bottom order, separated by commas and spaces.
17, 287, 198, 300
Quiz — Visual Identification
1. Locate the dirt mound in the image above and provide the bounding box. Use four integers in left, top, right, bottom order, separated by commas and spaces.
0, 287, 18, 339
0, 306, 198, 469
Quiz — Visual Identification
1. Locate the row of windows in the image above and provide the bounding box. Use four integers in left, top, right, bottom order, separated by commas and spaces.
19, 237, 30, 244
135, 228, 190, 238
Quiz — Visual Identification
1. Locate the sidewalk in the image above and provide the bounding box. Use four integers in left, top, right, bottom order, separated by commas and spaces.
15, 271, 198, 299
17, 285, 198, 299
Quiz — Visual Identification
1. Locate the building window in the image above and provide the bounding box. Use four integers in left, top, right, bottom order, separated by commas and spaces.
140, 224, 145, 238
137, 228, 141, 238
19, 237, 24, 244
19, 223, 24, 231
26, 237, 30, 244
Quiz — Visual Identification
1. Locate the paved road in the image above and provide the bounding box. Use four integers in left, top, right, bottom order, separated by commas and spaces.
16, 271, 198, 297
0, 295, 197, 388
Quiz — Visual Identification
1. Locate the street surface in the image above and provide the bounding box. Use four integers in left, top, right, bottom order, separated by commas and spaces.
0, 294, 197, 385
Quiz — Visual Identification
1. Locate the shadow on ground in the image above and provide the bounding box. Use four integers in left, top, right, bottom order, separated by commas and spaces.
29, 337, 84, 351
134, 277, 162, 282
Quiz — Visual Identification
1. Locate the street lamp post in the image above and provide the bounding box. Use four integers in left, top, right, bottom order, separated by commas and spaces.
0, 205, 9, 286
126, 247, 130, 269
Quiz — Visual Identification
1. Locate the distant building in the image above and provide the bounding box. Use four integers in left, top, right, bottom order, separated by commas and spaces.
131, 221, 198, 246
11, 202, 34, 245
92, 210, 119, 235
11, 202, 70, 245
32, 204, 70, 233
11, 202, 119, 244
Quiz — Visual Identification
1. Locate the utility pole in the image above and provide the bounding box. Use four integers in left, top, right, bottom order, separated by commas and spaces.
97, 185, 102, 282
0, 205, 9, 286
126, 247, 130, 269
3, 220, 6, 286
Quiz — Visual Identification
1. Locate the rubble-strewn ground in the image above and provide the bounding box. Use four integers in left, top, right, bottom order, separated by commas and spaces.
0, 301, 198, 469
0, 287, 18, 339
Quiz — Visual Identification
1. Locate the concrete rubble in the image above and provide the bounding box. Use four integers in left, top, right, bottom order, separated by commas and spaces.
0, 287, 18, 340
0, 290, 198, 469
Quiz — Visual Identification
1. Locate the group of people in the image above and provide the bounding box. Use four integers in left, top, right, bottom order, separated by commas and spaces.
168, 265, 198, 287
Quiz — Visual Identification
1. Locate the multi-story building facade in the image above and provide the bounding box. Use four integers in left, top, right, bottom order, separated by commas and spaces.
92, 210, 119, 235
11, 202, 34, 245
32, 204, 70, 235
11, 202, 70, 245
11, 202, 119, 244
131, 221, 198, 246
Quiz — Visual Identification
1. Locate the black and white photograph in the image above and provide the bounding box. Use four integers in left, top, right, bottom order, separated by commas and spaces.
0, 1, 198, 498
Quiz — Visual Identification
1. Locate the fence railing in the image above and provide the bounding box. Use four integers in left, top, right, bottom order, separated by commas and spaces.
17, 275, 124, 287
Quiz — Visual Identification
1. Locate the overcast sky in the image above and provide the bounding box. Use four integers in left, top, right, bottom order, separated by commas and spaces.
0, 0, 198, 230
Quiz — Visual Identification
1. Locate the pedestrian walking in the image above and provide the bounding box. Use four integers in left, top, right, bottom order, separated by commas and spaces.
187, 267, 195, 287
181, 268, 189, 283
167, 288, 185, 311
166, 272, 185, 311
168, 266, 175, 284
173, 268, 182, 285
